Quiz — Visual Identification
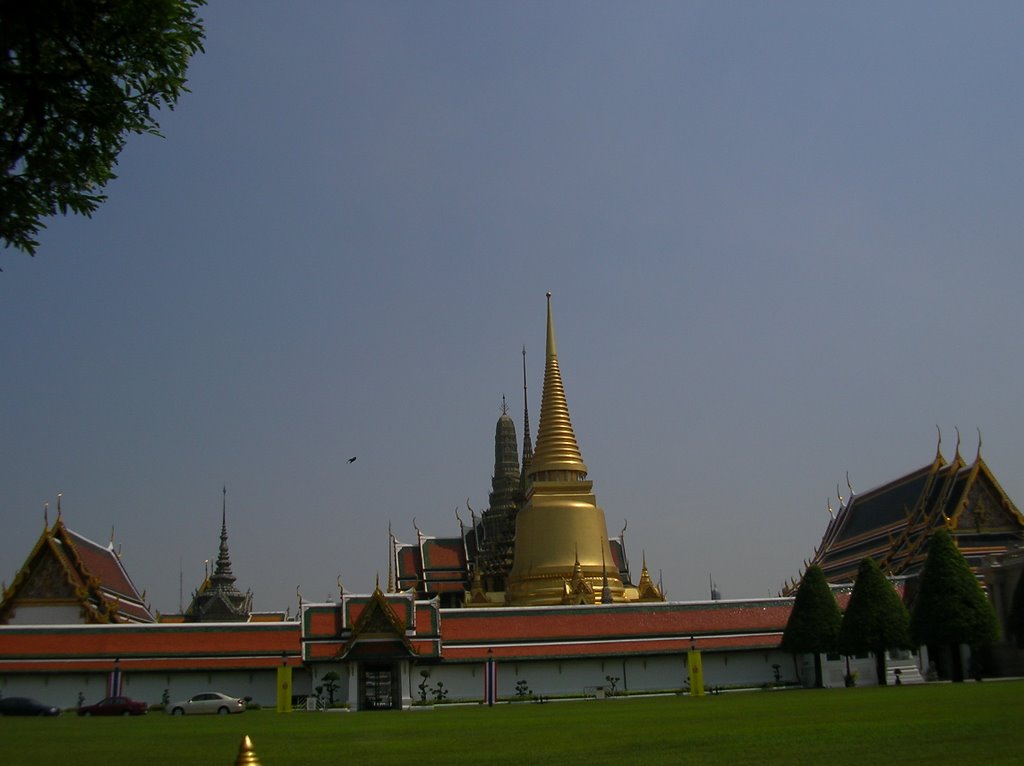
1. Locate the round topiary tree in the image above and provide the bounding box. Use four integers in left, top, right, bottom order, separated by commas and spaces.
910, 527, 1000, 682
781, 565, 842, 688
838, 557, 912, 685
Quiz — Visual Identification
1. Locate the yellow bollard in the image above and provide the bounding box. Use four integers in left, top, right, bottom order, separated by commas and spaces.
235, 735, 261, 766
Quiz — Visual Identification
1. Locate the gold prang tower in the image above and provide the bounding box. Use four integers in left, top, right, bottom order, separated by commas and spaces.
505, 293, 626, 605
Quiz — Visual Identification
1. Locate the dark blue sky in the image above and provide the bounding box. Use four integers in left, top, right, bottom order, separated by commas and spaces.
3, 2, 1023, 614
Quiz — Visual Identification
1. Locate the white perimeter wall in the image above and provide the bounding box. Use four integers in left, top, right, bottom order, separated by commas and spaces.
0, 668, 314, 710
408, 650, 796, 703
0, 649, 798, 710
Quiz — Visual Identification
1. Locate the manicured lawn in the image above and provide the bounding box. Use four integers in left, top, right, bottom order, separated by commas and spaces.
1, 682, 1019, 765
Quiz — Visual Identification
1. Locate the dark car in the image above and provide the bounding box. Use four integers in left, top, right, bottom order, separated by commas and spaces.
0, 697, 61, 716
78, 696, 148, 716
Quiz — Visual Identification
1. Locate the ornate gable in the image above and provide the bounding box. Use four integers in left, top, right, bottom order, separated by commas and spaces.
954, 461, 1024, 534
0, 519, 120, 624
340, 587, 417, 659
19, 548, 80, 600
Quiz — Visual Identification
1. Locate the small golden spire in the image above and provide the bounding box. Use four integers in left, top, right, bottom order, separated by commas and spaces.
235, 735, 261, 765
43, 502, 49, 530
56, 493, 62, 521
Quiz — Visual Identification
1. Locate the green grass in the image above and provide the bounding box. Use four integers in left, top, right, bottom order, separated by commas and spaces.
1, 682, 1020, 765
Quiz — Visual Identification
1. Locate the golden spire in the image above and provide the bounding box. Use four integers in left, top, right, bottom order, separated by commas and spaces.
506, 293, 625, 605
529, 292, 588, 480
235, 735, 261, 765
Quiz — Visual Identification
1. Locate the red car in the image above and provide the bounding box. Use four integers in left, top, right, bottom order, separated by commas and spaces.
78, 696, 148, 716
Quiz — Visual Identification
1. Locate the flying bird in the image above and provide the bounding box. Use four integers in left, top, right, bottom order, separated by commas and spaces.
347, 456, 357, 464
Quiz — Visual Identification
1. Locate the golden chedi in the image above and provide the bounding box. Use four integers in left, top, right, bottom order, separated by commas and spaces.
506, 293, 625, 605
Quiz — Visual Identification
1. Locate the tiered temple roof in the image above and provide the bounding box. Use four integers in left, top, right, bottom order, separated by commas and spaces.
182, 488, 253, 622
794, 436, 1024, 591
0, 508, 153, 625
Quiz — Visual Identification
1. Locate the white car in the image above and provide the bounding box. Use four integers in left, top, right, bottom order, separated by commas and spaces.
166, 692, 246, 716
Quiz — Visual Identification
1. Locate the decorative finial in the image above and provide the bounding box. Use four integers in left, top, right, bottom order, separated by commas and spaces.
234, 734, 261, 766
501, 395, 508, 416
954, 426, 961, 460
43, 502, 49, 529
827, 499, 834, 519
836, 484, 845, 508
337, 576, 344, 600
387, 521, 395, 593
110, 526, 115, 547
935, 424, 943, 460
521, 344, 534, 470
296, 585, 303, 611
846, 471, 854, 496
56, 492, 62, 520
976, 427, 983, 461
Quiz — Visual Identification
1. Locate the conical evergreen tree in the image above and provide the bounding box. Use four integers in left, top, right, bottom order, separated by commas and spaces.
781, 565, 842, 688
838, 558, 912, 685
910, 527, 999, 682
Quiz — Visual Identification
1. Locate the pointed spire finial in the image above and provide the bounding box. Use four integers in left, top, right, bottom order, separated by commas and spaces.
529, 292, 588, 479
522, 345, 534, 470
976, 427, 983, 461
387, 521, 394, 593
56, 493, 62, 521
43, 501, 49, 530
211, 485, 237, 587
234, 734, 260, 765
954, 426, 962, 461
935, 424, 943, 460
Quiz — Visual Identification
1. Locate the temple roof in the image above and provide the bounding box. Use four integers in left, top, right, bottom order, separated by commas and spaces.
799, 446, 1024, 590
392, 531, 470, 600
183, 489, 252, 622
0, 516, 153, 624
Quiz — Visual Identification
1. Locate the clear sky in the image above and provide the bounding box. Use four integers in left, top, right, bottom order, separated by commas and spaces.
3, 3, 1023, 616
